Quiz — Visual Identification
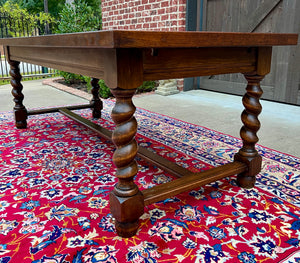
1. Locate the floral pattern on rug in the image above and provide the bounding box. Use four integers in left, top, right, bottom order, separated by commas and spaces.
0, 101, 299, 262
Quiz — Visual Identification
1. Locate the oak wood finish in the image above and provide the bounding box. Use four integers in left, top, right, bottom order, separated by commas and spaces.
0, 30, 297, 237
27, 104, 92, 116
90, 78, 102, 118
59, 108, 112, 140
142, 47, 257, 80
8, 60, 27, 129
234, 74, 264, 188
110, 88, 144, 237
0, 31, 297, 48
143, 162, 247, 206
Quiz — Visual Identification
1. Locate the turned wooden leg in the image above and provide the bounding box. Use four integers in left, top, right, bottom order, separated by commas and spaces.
9, 60, 27, 129
234, 74, 264, 188
109, 88, 144, 238
90, 78, 102, 118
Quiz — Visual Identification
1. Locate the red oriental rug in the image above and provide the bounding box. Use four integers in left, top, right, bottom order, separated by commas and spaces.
0, 100, 299, 263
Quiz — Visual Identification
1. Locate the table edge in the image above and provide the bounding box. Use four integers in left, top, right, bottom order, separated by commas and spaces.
0, 30, 298, 48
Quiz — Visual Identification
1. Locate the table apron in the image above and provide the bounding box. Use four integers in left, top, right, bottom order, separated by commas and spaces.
142, 47, 257, 80
7, 46, 259, 85
7, 46, 112, 79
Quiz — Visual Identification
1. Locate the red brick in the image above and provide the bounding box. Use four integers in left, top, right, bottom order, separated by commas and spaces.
142, 0, 148, 4
158, 8, 166, 15
144, 4, 152, 10
178, 5, 185, 12
142, 10, 151, 16
161, 14, 169, 21
178, 12, 185, 19
170, 6, 177, 12
158, 22, 166, 28
161, 1, 169, 8
150, 22, 158, 28
138, 17, 145, 23
170, 14, 177, 20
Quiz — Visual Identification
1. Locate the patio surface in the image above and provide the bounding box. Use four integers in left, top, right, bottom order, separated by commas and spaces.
0, 78, 299, 157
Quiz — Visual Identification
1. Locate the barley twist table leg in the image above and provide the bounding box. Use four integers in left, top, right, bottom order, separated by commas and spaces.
109, 87, 144, 238
90, 78, 102, 118
9, 60, 27, 129
234, 74, 264, 188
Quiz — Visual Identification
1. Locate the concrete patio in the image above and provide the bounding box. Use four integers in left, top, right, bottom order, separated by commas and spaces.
0, 79, 299, 157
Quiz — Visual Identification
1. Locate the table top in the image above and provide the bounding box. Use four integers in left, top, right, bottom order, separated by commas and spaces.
0, 30, 298, 48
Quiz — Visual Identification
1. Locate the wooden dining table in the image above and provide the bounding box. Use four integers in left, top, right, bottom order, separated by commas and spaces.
0, 30, 298, 237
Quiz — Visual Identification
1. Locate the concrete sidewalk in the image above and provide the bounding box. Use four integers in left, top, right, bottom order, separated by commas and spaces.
1, 79, 299, 157
0, 79, 89, 111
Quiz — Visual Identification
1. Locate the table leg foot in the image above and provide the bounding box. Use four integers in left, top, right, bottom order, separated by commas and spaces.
9, 60, 27, 129
15, 116, 27, 129
115, 221, 140, 238
110, 191, 144, 238
237, 175, 256, 189
235, 155, 262, 188
234, 74, 264, 188
90, 78, 102, 118
110, 87, 144, 237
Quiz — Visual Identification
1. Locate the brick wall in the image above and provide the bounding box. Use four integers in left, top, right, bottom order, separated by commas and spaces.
102, 0, 186, 31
